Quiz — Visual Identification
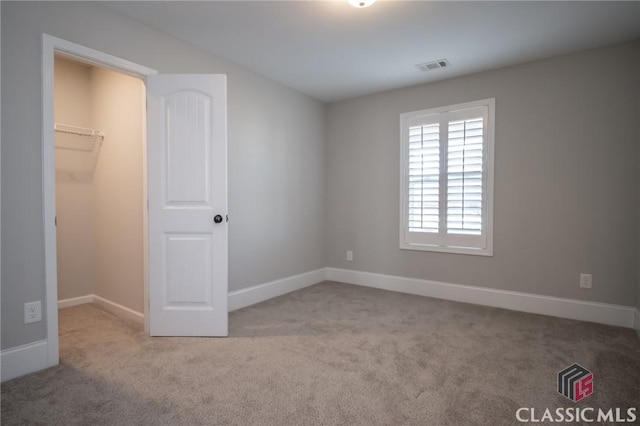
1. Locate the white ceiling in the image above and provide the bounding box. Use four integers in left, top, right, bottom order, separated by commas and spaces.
102, 1, 640, 102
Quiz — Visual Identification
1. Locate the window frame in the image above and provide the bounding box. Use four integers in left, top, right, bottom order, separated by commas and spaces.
399, 98, 495, 256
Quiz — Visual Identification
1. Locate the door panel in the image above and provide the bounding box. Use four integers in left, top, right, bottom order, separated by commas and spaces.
165, 91, 211, 204
165, 234, 212, 306
147, 74, 227, 336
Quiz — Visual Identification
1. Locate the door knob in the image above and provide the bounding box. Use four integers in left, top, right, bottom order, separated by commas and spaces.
214, 215, 223, 224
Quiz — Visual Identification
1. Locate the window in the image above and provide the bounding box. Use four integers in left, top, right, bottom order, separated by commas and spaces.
400, 98, 495, 256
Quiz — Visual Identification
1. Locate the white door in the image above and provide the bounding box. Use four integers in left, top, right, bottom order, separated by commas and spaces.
147, 74, 228, 336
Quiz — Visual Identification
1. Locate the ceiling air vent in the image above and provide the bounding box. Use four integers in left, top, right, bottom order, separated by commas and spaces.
416, 59, 450, 72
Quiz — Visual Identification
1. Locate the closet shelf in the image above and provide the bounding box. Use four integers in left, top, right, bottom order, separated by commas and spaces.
54, 124, 106, 182
54, 124, 105, 152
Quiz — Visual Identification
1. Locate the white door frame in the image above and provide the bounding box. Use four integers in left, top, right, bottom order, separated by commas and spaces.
41, 34, 157, 367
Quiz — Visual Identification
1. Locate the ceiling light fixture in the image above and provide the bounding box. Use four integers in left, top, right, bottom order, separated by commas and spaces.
348, 0, 376, 8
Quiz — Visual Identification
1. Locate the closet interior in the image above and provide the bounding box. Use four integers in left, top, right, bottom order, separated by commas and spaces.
54, 55, 145, 319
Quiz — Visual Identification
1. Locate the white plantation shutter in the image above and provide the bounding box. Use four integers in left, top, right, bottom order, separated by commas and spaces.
447, 116, 483, 235
400, 99, 494, 255
408, 123, 440, 233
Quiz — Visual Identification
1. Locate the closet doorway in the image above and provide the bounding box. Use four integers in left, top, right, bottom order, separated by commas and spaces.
53, 55, 147, 325
43, 35, 229, 371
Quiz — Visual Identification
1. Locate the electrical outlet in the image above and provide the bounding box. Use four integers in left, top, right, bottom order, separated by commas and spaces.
24, 301, 42, 324
580, 273, 592, 289
346, 250, 353, 262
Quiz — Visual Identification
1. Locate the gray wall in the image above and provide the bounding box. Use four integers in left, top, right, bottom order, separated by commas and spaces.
326, 40, 640, 306
1, 2, 325, 349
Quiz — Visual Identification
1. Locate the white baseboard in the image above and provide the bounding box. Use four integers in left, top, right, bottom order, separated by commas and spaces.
58, 269, 327, 322
326, 268, 636, 329
58, 294, 144, 324
92, 295, 144, 324
228, 268, 326, 311
1, 340, 49, 382
7, 269, 636, 383
58, 295, 93, 309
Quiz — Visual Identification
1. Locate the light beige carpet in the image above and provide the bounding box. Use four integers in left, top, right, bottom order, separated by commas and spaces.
2, 281, 639, 425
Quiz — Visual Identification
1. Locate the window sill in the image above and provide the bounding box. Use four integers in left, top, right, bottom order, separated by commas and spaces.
400, 242, 493, 257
